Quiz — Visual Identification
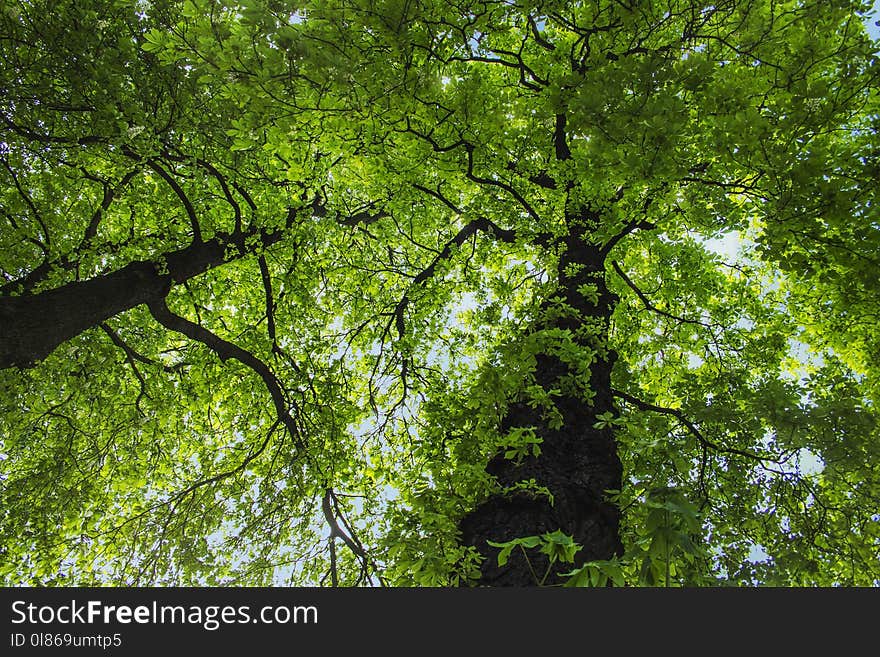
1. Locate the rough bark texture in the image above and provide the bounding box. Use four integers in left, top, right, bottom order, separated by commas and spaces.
459, 219, 623, 586
0, 227, 285, 370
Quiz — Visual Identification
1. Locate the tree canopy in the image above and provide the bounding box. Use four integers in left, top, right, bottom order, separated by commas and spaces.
1, 0, 878, 586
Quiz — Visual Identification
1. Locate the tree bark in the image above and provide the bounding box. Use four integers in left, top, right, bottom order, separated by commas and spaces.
459, 217, 623, 586
0, 227, 285, 369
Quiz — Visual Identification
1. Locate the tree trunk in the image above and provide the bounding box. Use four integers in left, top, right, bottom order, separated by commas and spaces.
459, 218, 623, 586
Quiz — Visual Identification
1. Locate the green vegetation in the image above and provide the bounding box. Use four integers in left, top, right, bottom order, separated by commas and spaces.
1, 0, 878, 586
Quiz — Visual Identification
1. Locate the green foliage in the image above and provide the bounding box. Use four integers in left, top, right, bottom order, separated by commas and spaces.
1, 0, 878, 586
488, 530, 581, 585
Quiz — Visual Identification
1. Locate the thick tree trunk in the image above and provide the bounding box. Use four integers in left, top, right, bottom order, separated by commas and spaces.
0, 228, 282, 369
459, 221, 623, 586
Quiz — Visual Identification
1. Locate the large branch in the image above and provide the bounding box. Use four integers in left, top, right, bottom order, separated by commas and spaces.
0, 212, 296, 370
146, 296, 302, 446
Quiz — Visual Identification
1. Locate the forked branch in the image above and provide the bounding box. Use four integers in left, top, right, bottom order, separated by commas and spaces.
147, 296, 302, 448
611, 388, 773, 463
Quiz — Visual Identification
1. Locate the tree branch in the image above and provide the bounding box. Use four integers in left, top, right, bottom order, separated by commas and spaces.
146, 296, 303, 447
99, 321, 183, 373
600, 218, 656, 256
100, 322, 149, 413
321, 488, 386, 586
0, 114, 105, 147
387, 216, 518, 336
611, 260, 710, 327
465, 145, 542, 223
82, 168, 140, 242
143, 159, 203, 242
162, 151, 244, 232
258, 255, 278, 351
611, 388, 772, 462
0, 204, 303, 369
554, 113, 571, 161
1, 156, 50, 255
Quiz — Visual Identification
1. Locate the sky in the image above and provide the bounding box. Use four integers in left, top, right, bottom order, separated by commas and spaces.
870, 1, 880, 40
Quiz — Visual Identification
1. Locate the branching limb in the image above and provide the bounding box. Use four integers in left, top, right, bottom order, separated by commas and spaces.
334, 205, 389, 227
163, 418, 282, 520
82, 167, 140, 242
0, 252, 77, 296
399, 117, 468, 153
142, 159, 203, 242
411, 182, 463, 214
321, 489, 365, 562
385, 215, 518, 339
193, 160, 240, 230
327, 535, 339, 587
528, 14, 556, 51
89, 417, 283, 545
412, 216, 517, 288
1, 155, 50, 255
321, 489, 386, 586
258, 255, 278, 352
147, 296, 302, 447
99, 321, 185, 373
554, 113, 571, 162
100, 322, 149, 413
600, 218, 656, 256
0, 114, 105, 146
2, 166, 138, 296
611, 261, 712, 328
465, 145, 542, 224
611, 388, 773, 463
369, 214, 518, 411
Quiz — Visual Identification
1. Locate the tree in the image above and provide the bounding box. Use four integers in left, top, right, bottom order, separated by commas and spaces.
1, 0, 878, 586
